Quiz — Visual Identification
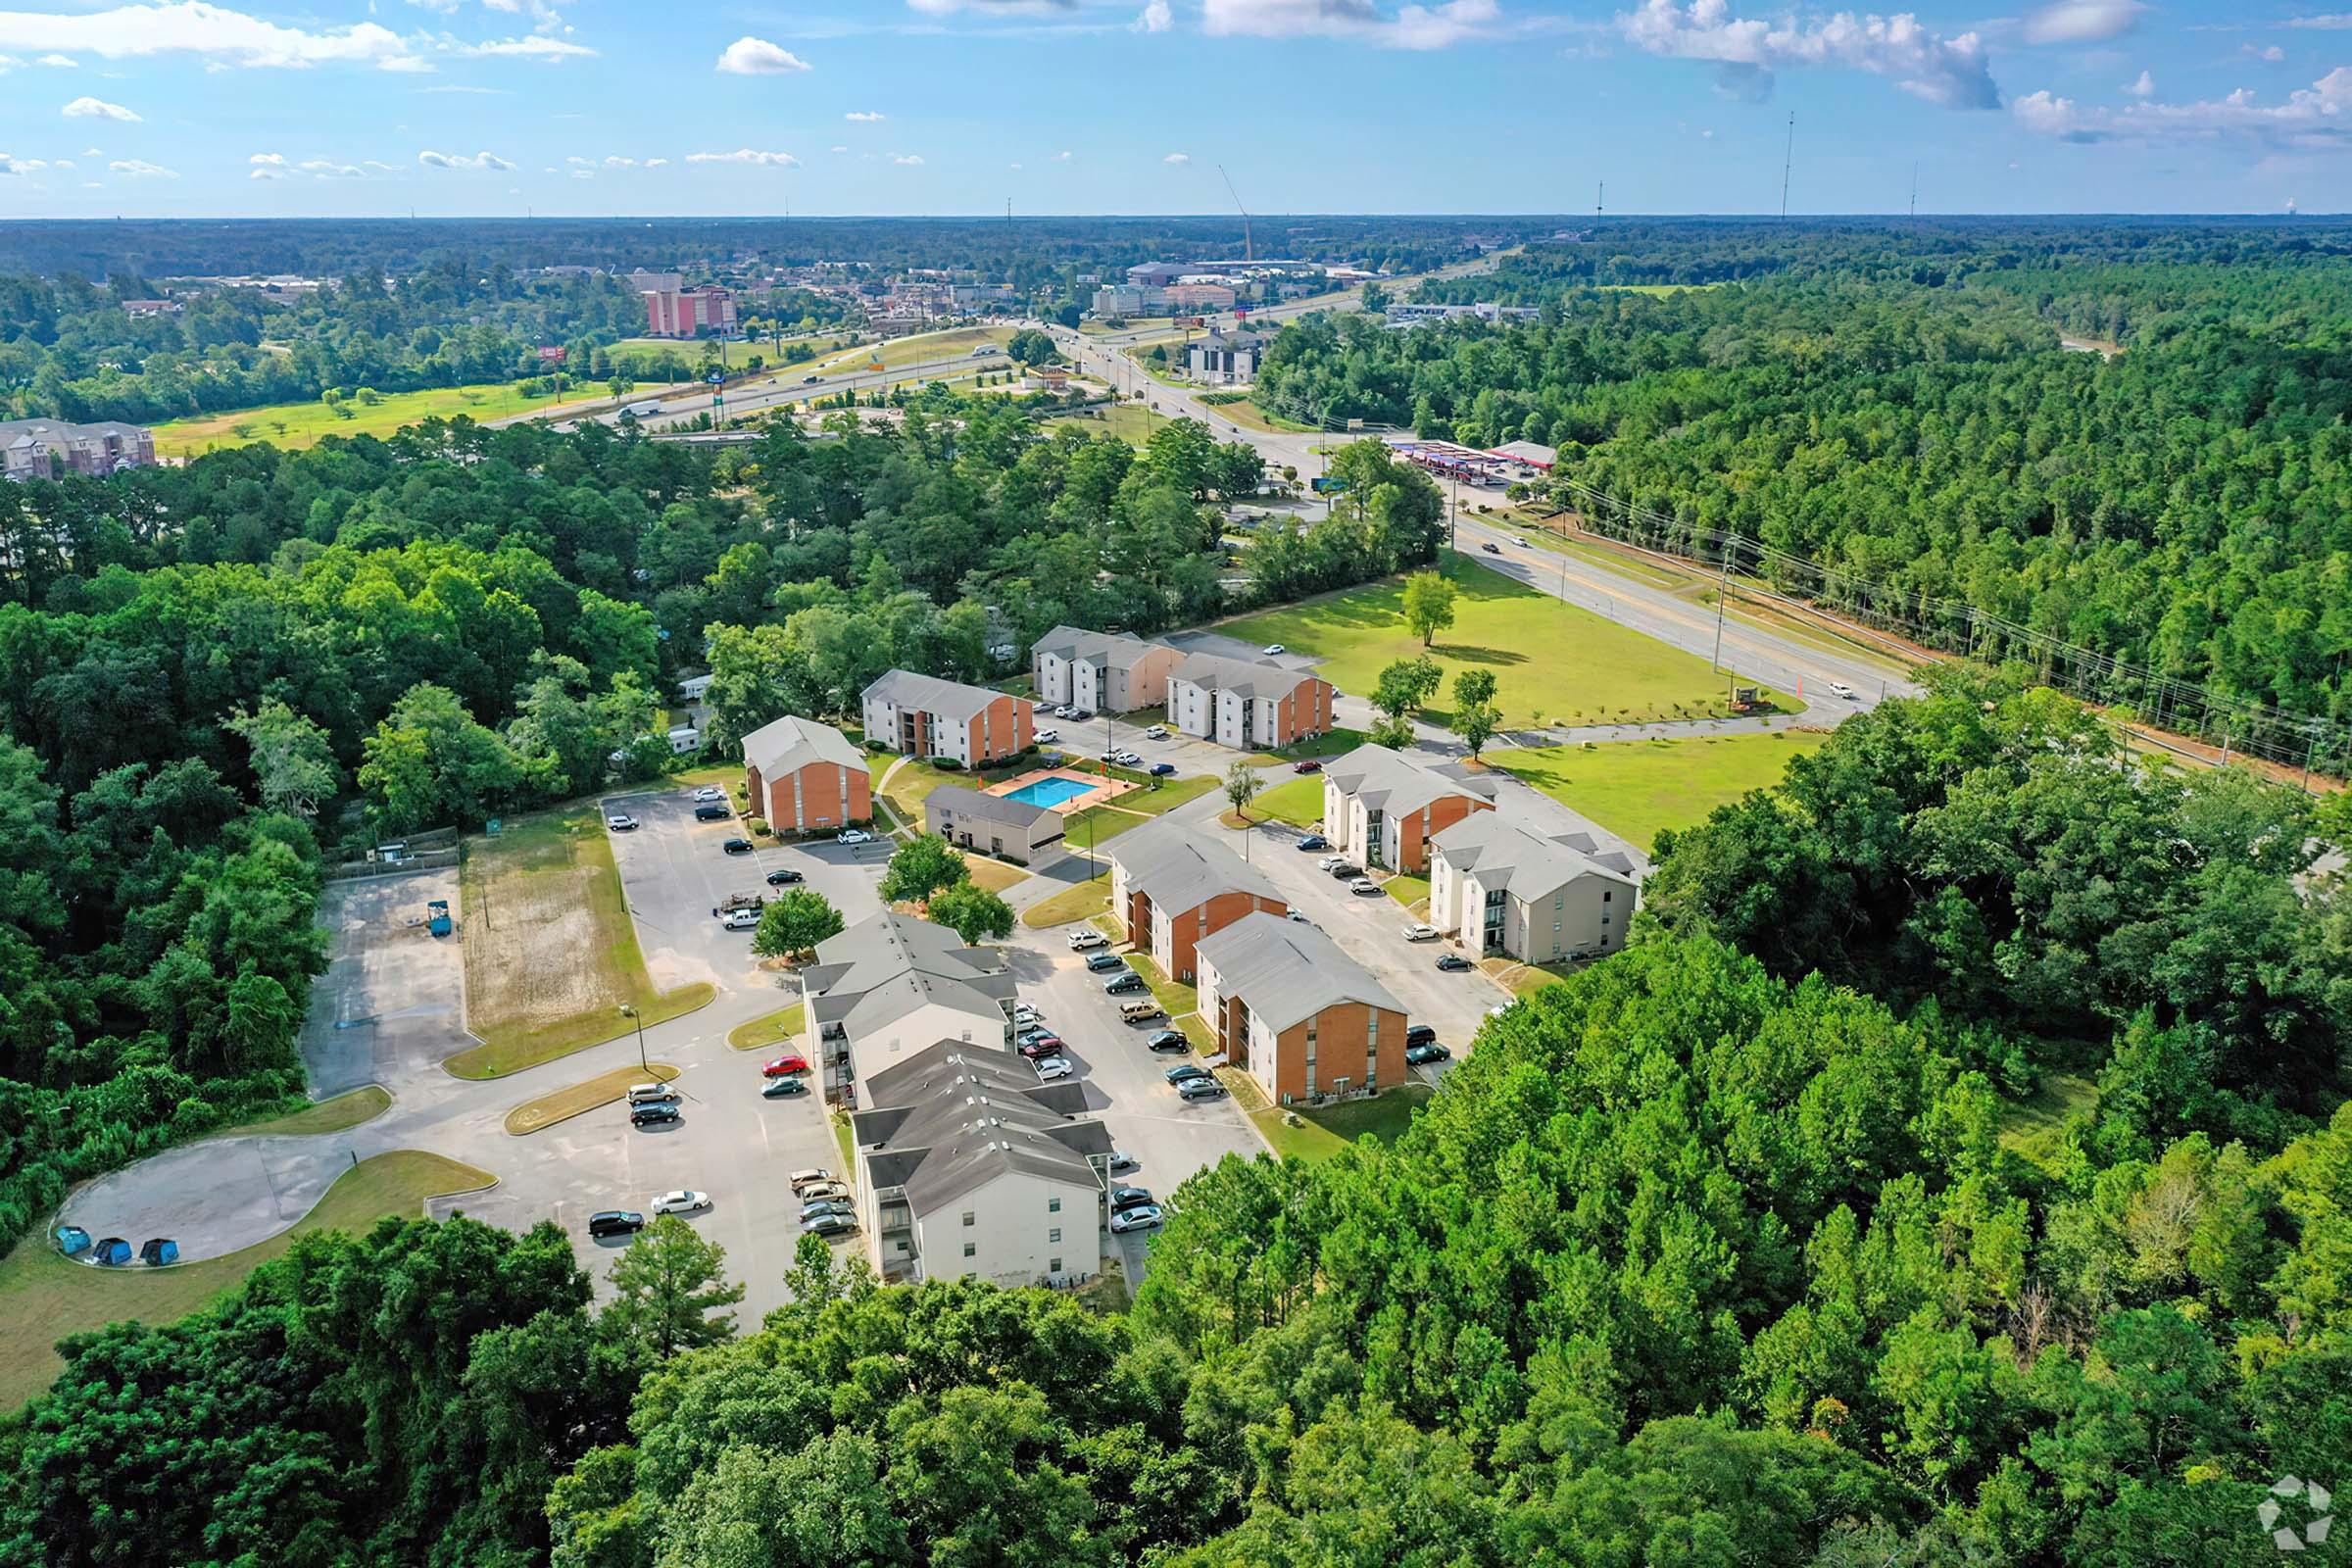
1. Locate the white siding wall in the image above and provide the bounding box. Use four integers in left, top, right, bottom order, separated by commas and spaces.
1034, 653, 1071, 706
1430, 851, 1464, 934
847, 1001, 1007, 1081
911, 1168, 1100, 1287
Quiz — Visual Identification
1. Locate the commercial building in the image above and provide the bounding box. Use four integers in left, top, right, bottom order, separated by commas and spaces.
741, 714, 871, 833
800, 911, 1015, 1102
1165, 653, 1336, 751
1196, 912, 1407, 1105
1184, 330, 1267, 386
1428, 813, 1639, 963
0, 418, 155, 483
1125, 262, 1185, 287
861, 669, 1035, 767
1164, 282, 1237, 312
1090, 285, 1160, 318
1107, 821, 1288, 984
1487, 440, 1557, 472
924, 785, 1066, 869
852, 1041, 1109, 1286
1029, 626, 1183, 713
642, 284, 737, 338
1320, 744, 1498, 873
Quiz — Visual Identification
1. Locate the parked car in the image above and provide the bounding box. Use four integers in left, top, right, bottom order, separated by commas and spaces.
1108, 1150, 1140, 1173
1435, 954, 1475, 972
1401, 923, 1440, 942
1406, 1042, 1452, 1065
722, 837, 754, 855
1328, 862, 1363, 879
1404, 1023, 1438, 1047
1176, 1077, 1228, 1102
799, 1180, 852, 1201
694, 803, 731, 822
803, 1211, 858, 1238
1319, 855, 1348, 872
1012, 1004, 1046, 1024
1103, 972, 1148, 996
762, 1054, 810, 1077
1286, 910, 1313, 923
789, 1168, 834, 1193
802, 1197, 856, 1221
606, 813, 638, 832
631, 1102, 682, 1127
693, 786, 726, 803
1109, 1186, 1155, 1212
1164, 1063, 1211, 1085
1084, 950, 1125, 972
1349, 880, 1384, 897
1033, 1054, 1075, 1081
836, 828, 872, 845
1149, 761, 1176, 776
1114, 750, 1143, 766
588, 1210, 645, 1239
761, 1076, 809, 1098
1297, 834, 1329, 851
1109, 1203, 1163, 1234
722, 906, 760, 930
654, 1190, 711, 1215
1036, 727, 1059, 743
1018, 1035, 1065, 1059
1145, 724, 1169, 740
1261, 643, 1286, 656
1068, 710, 1094, 722
1146, 1029, 1188, 1053
1053, 705, 1074, 719
1293, 760, 1324, 775
1068, 928, 1109, 952
765, 867, 806, 886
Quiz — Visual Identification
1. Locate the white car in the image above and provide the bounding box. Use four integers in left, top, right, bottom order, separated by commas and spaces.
1034, 1054, 1075, 1081
606, 813, 638, 832
692, 786, 725, 803
1261, 643, 1286, 657
1829, 682, 1857, 701
722, 907, 760, 931
1144, 725, 1169, 740
1319, 855, 1348, 872
836, 829, 872, 845
1109, 1203, 1163, 1234
1114, 751, 1143, 766
1067, 929, 1109, 952
798, 1180, 852, 1202
1401, 923, 1440, 942
653, 1190, 710, 1215
1513, 535, 1530, 547
1036, 728, 1060, 744
1013, 1004, 1046, 1025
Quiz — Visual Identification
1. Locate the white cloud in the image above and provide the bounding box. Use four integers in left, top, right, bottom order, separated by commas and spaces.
249, 165, 281, 179
1164, 150, 1190, 163
1617, 0, 1999, 109
686, 147, 800, 166
1134, 0, 1172, 28
379, 53, 434, 72
2241, 42, 2285, 61
892, 152, 924, 164
35, 52, 73, 65
0, 152, 45, 174
908, 0, 1087, 14
299, 158, 363, 176
2123, 67, 2152, 95
63, 94, 140, 120
1203, 0, 1507, 49
1055, 148, 1074, 159
846, 110, 885, 121
2020, 0, 2144, 45
0, 3, 415, 69
249, 151, 285, 165
2012, 67, 2352, 144
603, 154, 638, 167
417, 147, 515, 169
830, 144, 850, 153
643, 157, 667, 167
461, 34, 593, 59
0, 53, 17, 71
715, 35, 810, 74
2283, 12, 2352, 25
109, 157, 175, 176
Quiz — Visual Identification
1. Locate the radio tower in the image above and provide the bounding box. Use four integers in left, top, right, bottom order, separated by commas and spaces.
1909, 162, 1918, 219
1595, 180, 1603, 220
1779, 114, 1795, 219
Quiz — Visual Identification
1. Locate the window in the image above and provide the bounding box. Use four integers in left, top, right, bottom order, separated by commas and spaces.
1050, 1227, 1062, 1244
1048, 1197, 1062, 1213
1050, 1256, 1063, 1273
1603, 889, 1613, 903
962, 1211, 975, 1227
963, 1242, 976, 1257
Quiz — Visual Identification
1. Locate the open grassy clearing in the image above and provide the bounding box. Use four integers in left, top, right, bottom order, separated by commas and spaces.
1250, 1084, 1435, 1161
811, 325, 1010, 375
1240, 776, 1325, 826
504, 1062, 681, 1135
151, 381, 612, 457
0, 1151, 491, 1411
1102, 773, 1220, 817
445, 809, 714, 1079
1048, 405, 1159, 447
1124, 953, 1199, 1021
209, 1085, 392, 1141
728, 1002, 807, 1052
1223, 557, 1781, 727
1061, 805, 1149, 849
1206, 398, 1318, 434
1481, 956, 1579, 997
1494, 730, 1830, 854
1384, 873, 1432, 913
1998, 1072, 2099, 1177
960, 857, 1032, 894
1021, 878, 1112, 929
1592, 282, 1728, 296
878, 757, 970, 822
1243, 728, 1366, 767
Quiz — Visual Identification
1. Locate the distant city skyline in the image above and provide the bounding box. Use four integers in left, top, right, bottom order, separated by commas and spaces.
0, 0, 2345, 220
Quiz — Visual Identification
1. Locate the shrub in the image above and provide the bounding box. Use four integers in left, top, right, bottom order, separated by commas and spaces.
932, 759, 962, 771
748, 818, 771, 836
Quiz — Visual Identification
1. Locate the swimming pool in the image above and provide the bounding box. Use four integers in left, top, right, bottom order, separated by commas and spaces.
1002, 776, 1098, 808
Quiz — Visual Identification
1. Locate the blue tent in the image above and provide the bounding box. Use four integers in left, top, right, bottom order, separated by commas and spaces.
91, 1237, 132, 1266
54, 1225, 90, 1257
140, 1238, 180, 1267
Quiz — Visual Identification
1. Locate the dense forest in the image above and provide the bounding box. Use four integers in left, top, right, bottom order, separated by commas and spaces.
1256, 221, 2352, 736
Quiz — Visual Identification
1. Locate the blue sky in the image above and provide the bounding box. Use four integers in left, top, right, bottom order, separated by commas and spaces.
0, 0, 2345, 218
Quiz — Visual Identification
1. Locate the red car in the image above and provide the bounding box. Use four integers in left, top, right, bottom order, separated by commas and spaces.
1292, 760, 1324, 773
761, 1054, 809, 1077
1017, 1035, 1065, 1059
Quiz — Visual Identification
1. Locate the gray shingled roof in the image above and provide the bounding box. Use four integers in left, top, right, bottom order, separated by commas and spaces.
1170, 650, 1306, 700
741, 713, 866, 780
1029, 624, 1163, 667
1110, 818, 1282, 914
1195, 911, 1402, 1034
1431, 811, 1638, 897
926, 784, 1058, 832
1323, 743, 1498, 818
802, 911, 1014, 1033
861, 668, 1008, 722
852, 1042, 1104, 1214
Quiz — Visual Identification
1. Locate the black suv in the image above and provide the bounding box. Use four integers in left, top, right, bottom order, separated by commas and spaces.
588, 1210, 644, 1239
765, 867, 805, 886
694, 803, 731, 822
630, 1102, 682, 1128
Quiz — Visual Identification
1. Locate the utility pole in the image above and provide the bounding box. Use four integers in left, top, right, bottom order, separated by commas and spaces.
1908, 162, 1918, 220
619, 1004, 650, 1075
1780, 114, 1795, 220
1710, 536, 1735, 672
1595, 180, 1602, 221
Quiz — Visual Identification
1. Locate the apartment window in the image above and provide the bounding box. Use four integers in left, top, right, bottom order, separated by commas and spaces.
1303, 1016, 1317, 1097
1603, 889, 1613, 903
1050, 1227, 1062, 1244
1048, 1197, 1062, 1213
1050, 1256, 1063, 1274
1554, 893, 1564, 910
962, 1211, 975, 1227
963, 1242, 976, 1258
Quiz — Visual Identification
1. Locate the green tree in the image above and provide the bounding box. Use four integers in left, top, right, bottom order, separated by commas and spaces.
1371, 655, 1444, 726
1401, 569, 1459, 648
602, 1214, 746, 1358
1451, 666, 1501, 758
927, 882, 1014, 945
878, 832, 971, 906
753, 889, 846, 960
1004, 327, 1059, 366
224, 699, 339, 817
1223, 759, 1261, 819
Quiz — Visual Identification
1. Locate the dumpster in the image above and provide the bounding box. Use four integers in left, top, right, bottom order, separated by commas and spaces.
140, 1238, 180, 1267
91, 1237, 132, 1266
427, 899, 453, 938
54, 1225, 91, 1257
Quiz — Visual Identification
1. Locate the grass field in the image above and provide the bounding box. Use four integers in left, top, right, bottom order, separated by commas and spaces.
1593, 282, 1728, 296
151, 381, 612, 457
728, 1002, 807, 1052
1244, 728, 1365, 767
211, 1086, 391, 1141
878, 757, 965, 823
1061, 805, 1150, 850
1048, 405, 1158, 447
1251, 1084, 1434, 1161
1125, 952, 1198, 1022
1494, 730, 1830, 854
445, 810, 715, 1079
812, 325, 1009, 375
504, 1062, 680, 1135
0, 1151, 491, 1411
1384, 873, 1432, 913
1209, 399, 1318, 434
1222, 558, 1778, 726
1021, 878, 1112, 929
1997, 1073, 2098, 1177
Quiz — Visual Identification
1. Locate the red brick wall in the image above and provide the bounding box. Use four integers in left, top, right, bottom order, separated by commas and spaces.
1270, 1004, 1407, 1102
1270, 677, 1336, 746
965, 694, 1037, 762
760, 760, 873, 830
1394, 795, 1494, 874
1162, 890, 1288, 983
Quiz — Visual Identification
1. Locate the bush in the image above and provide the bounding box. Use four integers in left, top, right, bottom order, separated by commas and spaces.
748, 818, 771, 836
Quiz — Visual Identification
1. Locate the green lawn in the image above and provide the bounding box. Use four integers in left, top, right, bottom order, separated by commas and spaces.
444, 810, 715, 1079
1048, 405, 1157, 447
1250, 1084, 1434, 1160
1105, 773, 1220, 817
1061, 805, 1150, 850
1241, 776, 1326, 826
0, 1151, 492, 1411
1124, 953, 1198, 1021
1020, 878, 1113, 929
812, 325, 1009, 374
209, 1085, 391, 1141
728, 1002, 807, 1052
150, 381, 612, 457
1494, 731, 1830, 855
1998, 1072, 2099, 1178
1222, 557, 1781, 727
1384, 873, 1432, 913
505, 1061, 681, 1135
1244, 728, 1365, 766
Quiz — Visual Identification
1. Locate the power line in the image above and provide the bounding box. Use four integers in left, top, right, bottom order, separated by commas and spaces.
1779, 114, 1795, 220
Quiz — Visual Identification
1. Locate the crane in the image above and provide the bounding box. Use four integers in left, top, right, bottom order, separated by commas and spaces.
1218, 165, 1252, 264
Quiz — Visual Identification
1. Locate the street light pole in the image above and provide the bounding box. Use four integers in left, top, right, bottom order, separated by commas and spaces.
619, 1004, 649, 1075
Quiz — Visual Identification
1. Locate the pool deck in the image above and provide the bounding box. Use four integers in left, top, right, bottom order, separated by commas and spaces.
984, 765, 1139, 816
